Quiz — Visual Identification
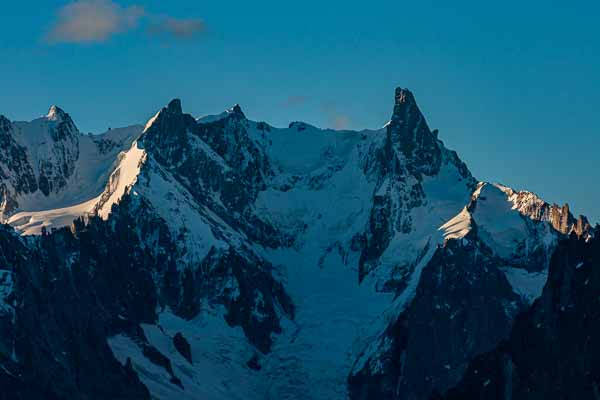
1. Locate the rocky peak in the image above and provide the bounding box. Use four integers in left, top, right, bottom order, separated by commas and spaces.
545, 202, 591, 236
142, 98, 186, 137
0, 115, 10, 131
229, 103, 245, 119
166, 98, 182, 115
42, 106, 79, 144
46, 105, 67, 122
141, 100, 196, 165
147, 99, 195, 135
385, 87, 442, 177
392, 87, 418, 119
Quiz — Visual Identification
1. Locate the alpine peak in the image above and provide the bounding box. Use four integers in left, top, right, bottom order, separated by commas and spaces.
391, 87, 420, 122
228, 103, 245, 118
385, 86, 442, 176
46, 105, 67, 122
394, 87, 415, 104
0, 86, 595, 400
167, 98, 183, 114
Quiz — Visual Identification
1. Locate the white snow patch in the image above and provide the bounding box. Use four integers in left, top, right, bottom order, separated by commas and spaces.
109, 309, 260, 400
440, 207, 472, 240
500, 267, 548, 304
96, 141, 146, 219
9, 140, 146, 235
197, 111, 230, 125
472, 184, 530, 258
144, 110, 162, 132
8, 196, 99, 235
133, 159, 228, 265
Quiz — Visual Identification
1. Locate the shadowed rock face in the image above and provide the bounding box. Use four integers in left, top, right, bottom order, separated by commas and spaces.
0, 190, 293, 398
349, 231, 529, 400
173, 332, 192, 364
0, 217, 152, 400
142, 99, 285, 248
435, 232, 600, 400
348, 174, 593, 400
387, 88, 442, 177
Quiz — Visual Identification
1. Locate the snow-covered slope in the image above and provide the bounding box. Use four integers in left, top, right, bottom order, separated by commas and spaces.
441, 182, 556, 262
8, 138, 145, 235
0, 106, 142, 231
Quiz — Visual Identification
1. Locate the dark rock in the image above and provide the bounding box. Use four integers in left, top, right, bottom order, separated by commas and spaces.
438, 233, 600, 400
167, 98, 183, 114
350, 231, 529, 400
173, 332, 193, 364
142, 98, 287, 248
192, 247, 295, 353
387, 87, 442, 177
0, 220, 152, 400
246, 353, 261, 371
141, 342, 183, 388
230, 104, 245, 118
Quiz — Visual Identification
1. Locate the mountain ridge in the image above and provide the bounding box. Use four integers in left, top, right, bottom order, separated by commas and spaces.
0, 87, 596, 400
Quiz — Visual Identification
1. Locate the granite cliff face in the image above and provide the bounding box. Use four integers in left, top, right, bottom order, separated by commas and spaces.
0, 88, 595, 400
435, 229, 600, 400
357, 88, 475, 286
502, 186, 591, 236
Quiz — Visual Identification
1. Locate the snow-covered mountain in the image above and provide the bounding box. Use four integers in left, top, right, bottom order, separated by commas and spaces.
0, 106, 142, 233
0, 87, 595, 400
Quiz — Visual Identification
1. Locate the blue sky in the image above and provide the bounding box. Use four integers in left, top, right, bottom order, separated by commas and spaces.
1, 1, 598, 222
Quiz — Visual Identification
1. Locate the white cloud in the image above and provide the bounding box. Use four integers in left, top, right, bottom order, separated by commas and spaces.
45, 1, 205, 44
46, 0, 145, 44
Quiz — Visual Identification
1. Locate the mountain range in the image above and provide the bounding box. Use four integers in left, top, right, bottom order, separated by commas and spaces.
0, 87, 597, 400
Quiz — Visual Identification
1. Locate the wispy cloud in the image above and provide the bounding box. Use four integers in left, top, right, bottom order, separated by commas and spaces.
45, 0, 204, 44
46, 0, 145, 44
282, 95, 307, 108
148, 16, 205, 40
332, 114, 351, 130
321, 102, 351, 130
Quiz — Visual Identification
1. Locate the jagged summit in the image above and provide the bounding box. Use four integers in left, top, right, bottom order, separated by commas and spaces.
195, 104, 246, 125
166, 98, 182, 114
0, 86, 596, 400
392, 87, 418, 116
384, 87, 443, 177
229, 103, 245, 117
496, 183, 593, 236
46, 105, 67, 121
388, 86, 432, 140
149, 99, 247, 131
